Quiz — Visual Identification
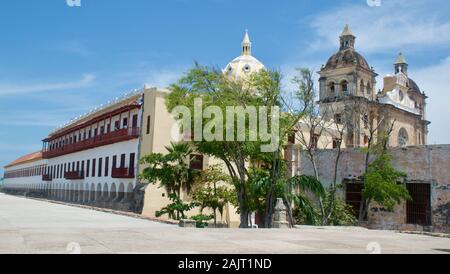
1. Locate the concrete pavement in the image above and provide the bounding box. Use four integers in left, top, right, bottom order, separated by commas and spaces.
0, 193, 449, 254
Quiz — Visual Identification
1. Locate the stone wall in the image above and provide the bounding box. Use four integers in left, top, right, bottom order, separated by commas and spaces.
298, 145, 450, 233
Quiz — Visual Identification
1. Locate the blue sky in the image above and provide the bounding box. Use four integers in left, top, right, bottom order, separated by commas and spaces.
1, 0, 450, 175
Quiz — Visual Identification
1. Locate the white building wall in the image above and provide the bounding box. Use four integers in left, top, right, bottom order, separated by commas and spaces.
46, 139, 139, 196
3, 159, 48, 191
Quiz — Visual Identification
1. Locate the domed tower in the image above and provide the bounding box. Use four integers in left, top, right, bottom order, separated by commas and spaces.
379, 53, 429, 146
318, 25, 378, 147
318, 24, 378, 103
380, 53, 427, 120
223, 30, 266, 80
394, 52, 408, 75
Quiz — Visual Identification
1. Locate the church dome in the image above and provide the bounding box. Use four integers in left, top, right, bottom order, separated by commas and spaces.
322, 25, 371, 72
224, 54, 266, 79
408, 78, 421, 92
324, 48, 371, 71
223, 30, 266, 79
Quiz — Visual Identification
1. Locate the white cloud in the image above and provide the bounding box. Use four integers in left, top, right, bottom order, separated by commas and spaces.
0, 107, 89, 128
308, 0, 450, 53
144, 69, 185, 88
0, 143, 41, 153
410, 56, 450, 144
0, 74, 95, 96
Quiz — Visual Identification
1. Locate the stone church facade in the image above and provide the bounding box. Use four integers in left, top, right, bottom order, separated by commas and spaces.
318, 25, 429, 149
299, 26, 448, 233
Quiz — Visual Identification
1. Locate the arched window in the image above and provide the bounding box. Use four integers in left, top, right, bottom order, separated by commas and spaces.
360, 81, 365, 95
398, 128, 409, 147
366, 83, 371, 94
328, 82, 335, 96
399, 90, 404, 101
340, 80, 348, 94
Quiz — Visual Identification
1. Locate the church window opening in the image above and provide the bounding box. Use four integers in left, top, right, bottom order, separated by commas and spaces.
360, 81, 364, 94
398, 128, 409, 147
363, 114, 369, 129
340, 80, 348, 94
328, 82, 335, 96
332, 138, 341, 149
334, 113, 342, 124
288, 132, 296, 144
399, 90, 404, 101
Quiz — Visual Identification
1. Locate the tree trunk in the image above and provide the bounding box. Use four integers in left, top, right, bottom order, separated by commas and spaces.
238, 182, 249, 228
326, 146, 342, 224
309, 151, 326, 225
283, 196, 295, 228
358, 199, 369, 223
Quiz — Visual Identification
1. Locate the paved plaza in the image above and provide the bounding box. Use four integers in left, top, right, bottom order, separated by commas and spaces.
0, 193, 449, 254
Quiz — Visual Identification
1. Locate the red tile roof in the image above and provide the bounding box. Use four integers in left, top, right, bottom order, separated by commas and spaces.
5, 151, 43, 168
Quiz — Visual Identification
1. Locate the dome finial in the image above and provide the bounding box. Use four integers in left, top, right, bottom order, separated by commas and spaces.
340, 24, 354, 37
242, 30, 252, 56
394, 53, 408, 75
395, 52, 407, 64
339, 24, 356, 50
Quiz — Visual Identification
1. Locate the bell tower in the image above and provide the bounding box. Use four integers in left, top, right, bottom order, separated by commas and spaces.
394, 53, 408, 75
340, 24, 356, 50
242, 30, 252, 56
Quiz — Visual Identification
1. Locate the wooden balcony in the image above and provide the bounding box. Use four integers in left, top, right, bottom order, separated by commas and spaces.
42, 174, 52, 182
64, 171, 85, 180
43, 127, 140, 159
111, 167, 135, 179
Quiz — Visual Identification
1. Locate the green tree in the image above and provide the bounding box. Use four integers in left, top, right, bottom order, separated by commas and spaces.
140, 142, 199, 220
166, 64, 290, 228
359, 139, 411, 221
191, 165, 236, 226
249, 167, 326, 227
156, 193, 197, 220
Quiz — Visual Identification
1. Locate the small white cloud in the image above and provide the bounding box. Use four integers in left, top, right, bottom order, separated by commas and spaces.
309, 0, 450, 53
0, 107, 89, 127
410, 56, 450, 144
0, 74, 95, 96
144, 69, 185, 88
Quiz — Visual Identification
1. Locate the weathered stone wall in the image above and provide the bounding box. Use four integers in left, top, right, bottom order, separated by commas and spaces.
298, 145, 450, 233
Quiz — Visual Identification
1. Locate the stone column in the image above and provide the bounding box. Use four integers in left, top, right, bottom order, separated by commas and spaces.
272, 198, 290, 229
